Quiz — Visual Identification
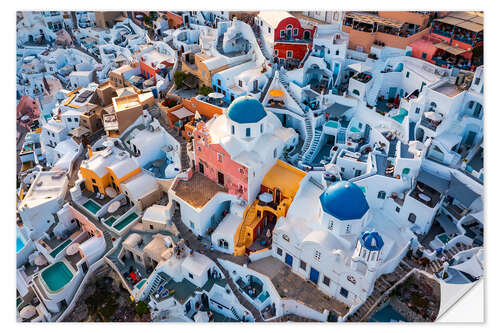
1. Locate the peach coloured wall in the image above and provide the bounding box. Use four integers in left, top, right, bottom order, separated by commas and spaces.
343, 26, 430, 53
193, 124, 249, 201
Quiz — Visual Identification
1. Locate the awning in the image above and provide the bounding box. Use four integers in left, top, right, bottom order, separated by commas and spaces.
435, 16, 464, 26
455, 21, 483, 32
69, 126, 91, 138
434, 42, 468, 56
345, 12, 403, 28
416, 170, 449, 192
171, 107, 194, 119
448, 173, 481, 207
324, 102, 352, 118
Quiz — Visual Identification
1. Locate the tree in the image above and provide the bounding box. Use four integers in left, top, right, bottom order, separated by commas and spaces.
198, 85, 213, 96
135, 301, 150, 317
174, 71, 187, 88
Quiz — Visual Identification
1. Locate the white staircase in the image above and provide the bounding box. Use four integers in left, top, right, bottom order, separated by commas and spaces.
302, 129, 322, 164
366, 72, 384, 106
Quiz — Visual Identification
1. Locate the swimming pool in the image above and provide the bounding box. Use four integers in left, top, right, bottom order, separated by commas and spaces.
135, 279, 147, 290
350, 126, 360, 133
325, 120, 339, 129
114, 212, 138, 231
370, 304, 408, 322
49, 239, 72, 258
258, 291, 270, 303
41, 262, 74, 293
391, 108, 409, 124
16, 237, 25, 252
83, 199, 101, 214
104, 216, 116, 227
438, 233, 451, 244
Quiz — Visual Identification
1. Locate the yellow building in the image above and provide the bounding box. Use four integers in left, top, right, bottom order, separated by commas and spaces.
233, 160, 306, 256
79, 146, 141, 195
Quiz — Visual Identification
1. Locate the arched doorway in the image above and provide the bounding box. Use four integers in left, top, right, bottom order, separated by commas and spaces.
304, 30, 311, 40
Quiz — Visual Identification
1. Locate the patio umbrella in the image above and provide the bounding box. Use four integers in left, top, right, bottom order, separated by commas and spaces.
208, 92, 223, 99
66, 243, 80, 256
20, 305, 37, 319
34, 255, 47, 266
259, 192, 273, 203
424, 112, 443, 121
194, 111, 201, 121
108, 201, 121, 214
269, 90, 284, 97
105, 187, 118, 198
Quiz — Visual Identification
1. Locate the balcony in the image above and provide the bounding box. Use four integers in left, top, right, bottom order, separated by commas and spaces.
420, 117, 438, 131
352, 72, 372, 84
409, 181, 442, 208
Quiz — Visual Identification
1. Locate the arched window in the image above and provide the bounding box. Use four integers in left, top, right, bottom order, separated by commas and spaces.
408, 213, 416, 223
352, 89, 360, 96
304, 30, 311, 40
377, 191, 386, 199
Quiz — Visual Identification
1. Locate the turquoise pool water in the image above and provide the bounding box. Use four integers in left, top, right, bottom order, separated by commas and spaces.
325, 121, 339, 129
136, 279, 147, 290
258, 291, 270, 303
114, 212, 138, 231
49, 239, 72, 258
370, 304, 408, 322
41, 262, 74, 293
350, 126, 360, 133
83, 200, 101, 214
391, 108, 409, 124
104, 216, 116, 227
16, 237, 24, 252
438, 234, 451, 244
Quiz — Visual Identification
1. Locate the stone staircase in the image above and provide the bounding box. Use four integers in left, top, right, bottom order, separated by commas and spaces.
215, 262, 263, 322
347, 261, 413, 322
297, 111, 314, 161
423, 243, 474, 274
234, 201, 259, 255
230, 306, 241, 321
302, 129, 322, 165
366, 71, 384, 107
254, 28, 271, 61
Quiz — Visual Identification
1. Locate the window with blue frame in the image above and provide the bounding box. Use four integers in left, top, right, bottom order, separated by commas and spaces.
340, 287, 349, 298
422, 52, 427, 59
246, 128, 251, 137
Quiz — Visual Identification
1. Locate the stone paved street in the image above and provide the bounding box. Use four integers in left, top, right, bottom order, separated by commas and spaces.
249, 257, 350, 317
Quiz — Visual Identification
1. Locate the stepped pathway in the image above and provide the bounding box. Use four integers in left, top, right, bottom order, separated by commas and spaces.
149, 103, 190, 171
170, 210, 263, 321
347, 261, 413, 322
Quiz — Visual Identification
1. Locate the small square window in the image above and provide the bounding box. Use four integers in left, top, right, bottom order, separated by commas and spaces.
422, 52, 427, 59
91, 179, 96, 183
188, 273, 193, 279
340, 287, 349, 298
300, 260, 306, 270
277, 247, 283, 256
323, 276, 331, 286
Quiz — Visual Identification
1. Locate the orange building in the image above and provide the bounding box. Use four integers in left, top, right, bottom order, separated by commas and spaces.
342, 11, 435, 53
162, 96, 223, 139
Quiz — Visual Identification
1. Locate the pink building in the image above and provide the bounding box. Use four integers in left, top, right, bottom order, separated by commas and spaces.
193, 121, 249, 202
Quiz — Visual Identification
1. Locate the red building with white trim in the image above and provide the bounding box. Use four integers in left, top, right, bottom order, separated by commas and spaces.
256, 11, 316, 67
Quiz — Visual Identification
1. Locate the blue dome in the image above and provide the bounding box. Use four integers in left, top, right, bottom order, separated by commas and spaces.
227, 96, 267, 124
319, 181, 369, 220
360, 231, 384, 251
